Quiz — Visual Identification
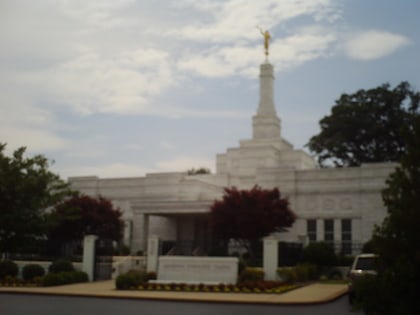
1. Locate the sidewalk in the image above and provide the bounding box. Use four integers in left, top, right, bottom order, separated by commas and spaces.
0, 281, 348, 305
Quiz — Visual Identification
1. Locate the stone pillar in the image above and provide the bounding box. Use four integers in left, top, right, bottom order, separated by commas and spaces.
147, 235, 159, 273
123, 220, 132, 247
82, 235, 98, 282
263, 236, 279, 280
141, 214, 149, 253
317, 219, 324, 242
335, 218, 342, 253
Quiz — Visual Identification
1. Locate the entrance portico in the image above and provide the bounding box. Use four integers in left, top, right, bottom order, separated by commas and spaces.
132, 200, 213, 255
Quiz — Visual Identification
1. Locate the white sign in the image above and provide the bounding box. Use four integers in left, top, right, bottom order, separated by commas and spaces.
157, 256, 238, 284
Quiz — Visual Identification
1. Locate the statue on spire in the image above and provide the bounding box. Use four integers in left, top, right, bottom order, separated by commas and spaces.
257, 27, 271, 58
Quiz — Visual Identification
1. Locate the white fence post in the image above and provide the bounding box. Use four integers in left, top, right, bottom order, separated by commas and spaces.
263, 236, 279, 280
82, 235, 98, 281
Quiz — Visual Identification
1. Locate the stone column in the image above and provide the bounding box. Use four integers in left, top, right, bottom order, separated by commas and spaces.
141, 214, 149, 253
123, 220, 132, 247
263, 236, 279, 281
317, 219, 324, 242
82, 235, 98, 282
335, 218, 342, 253
147, 235, 159, 273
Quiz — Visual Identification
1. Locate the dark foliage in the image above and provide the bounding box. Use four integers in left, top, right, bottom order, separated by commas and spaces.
210, 186, 295, 249
356, 115, 420, 314
48, 259, 75, 273
301, 242, 336, 267
115, 271, 148, 290
0, 260, 18, 279
22, 264, 45, 281
48, 195, 123, 243
238, 267, 265, 283
0, 144, 72, 254
307, 82, 419, 167
42, 271, 88, 286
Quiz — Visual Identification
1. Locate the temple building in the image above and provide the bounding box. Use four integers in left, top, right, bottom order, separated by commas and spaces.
69, 59, 396, 256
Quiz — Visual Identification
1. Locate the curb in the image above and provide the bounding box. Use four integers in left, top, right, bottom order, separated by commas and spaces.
0, 285, 349, 305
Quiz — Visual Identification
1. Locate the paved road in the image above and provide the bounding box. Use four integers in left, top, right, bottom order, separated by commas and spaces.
0, 293, 362, 315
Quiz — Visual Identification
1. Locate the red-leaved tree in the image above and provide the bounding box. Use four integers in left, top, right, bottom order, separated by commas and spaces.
48, 195, 123, 243
210, 186, 295, 256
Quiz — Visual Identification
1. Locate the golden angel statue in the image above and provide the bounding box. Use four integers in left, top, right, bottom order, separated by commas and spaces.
258, 27, 271, 57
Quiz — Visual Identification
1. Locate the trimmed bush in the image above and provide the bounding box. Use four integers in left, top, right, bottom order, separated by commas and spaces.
328, 267, 344, 280
295, 263, 318, 281
277, 263, 318, 283
336, 255, 354, 266
146, 271, 157, 281
116, 271, 148, 290
0, 260, 18, 279
301, 242, 336, 267
238, 267, 264, 283
42, 271, 88, 286
22, 264, 45, 281
48, 259, 75, 273
277, 267, 297, 283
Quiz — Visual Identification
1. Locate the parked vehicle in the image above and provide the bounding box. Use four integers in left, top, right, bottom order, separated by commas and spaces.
348, 253, 378, 304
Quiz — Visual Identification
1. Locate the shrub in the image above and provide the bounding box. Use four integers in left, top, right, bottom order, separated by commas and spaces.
42, 271, 88, 286
277, 267, 297, 283
48, 259, 75, 273
277, 263, 318, 283
146, 271, 157, 281
238, 267, 264, 283
0, 260, 18, 279
22, 264, 45, 281
301, 242, 336, 267
295, 263, 318, 281
328, 267, 344, 280
336, 254, 354, 266
353, 273, 380, 312
116, 271, 148, 290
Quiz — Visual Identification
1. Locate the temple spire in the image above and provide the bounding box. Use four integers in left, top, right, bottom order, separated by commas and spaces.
252, 62, 281, 140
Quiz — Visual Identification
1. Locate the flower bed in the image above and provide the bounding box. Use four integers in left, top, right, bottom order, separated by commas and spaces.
0, 276, 42, 287
127, 281, 298, 294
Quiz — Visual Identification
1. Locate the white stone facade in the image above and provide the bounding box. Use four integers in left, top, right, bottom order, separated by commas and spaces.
68, 62, 396, 256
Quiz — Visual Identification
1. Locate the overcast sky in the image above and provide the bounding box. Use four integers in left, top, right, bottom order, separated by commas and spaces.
1, 0, 419, 179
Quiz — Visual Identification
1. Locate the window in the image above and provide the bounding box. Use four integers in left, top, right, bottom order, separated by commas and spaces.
341, 219, 352, 255
307, 219, 317, 242
324, 219, 334, 243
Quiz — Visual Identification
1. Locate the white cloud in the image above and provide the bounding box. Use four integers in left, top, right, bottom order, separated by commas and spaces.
345, 30, 410, 60
0, 93, 68, 152
178, 54, 237, 77
177, 26, 337, 78
0, 125, 68, 153
24, 49, 176, 115
173, 0, 339, 42
1, 0, 341, 121
160, 141, 177, 150
56, 0, 137, 29
272, 27, 337, 70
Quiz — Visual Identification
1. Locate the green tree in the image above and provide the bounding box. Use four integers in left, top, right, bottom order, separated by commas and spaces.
48, 195, 123, 244
356, 115, 420, 314
210, 186, 295, 259
307, 82, 419, 167
0, 144, 72, 256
